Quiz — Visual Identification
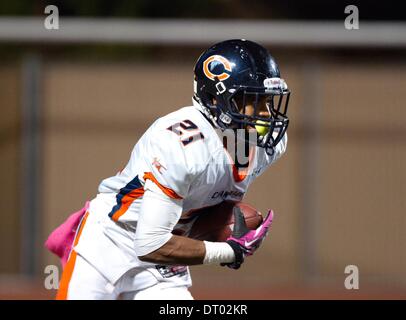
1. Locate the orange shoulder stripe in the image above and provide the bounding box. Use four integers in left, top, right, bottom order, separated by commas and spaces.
143, 172, 183, 200
111, 188, 145, 221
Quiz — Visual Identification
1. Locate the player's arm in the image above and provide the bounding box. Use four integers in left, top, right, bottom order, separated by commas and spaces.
134, 180, 235, 266
138, 234, 206, 265
135, 180, 273, 268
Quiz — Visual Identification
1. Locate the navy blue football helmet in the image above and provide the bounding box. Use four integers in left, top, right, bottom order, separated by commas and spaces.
193, 39, 290, 155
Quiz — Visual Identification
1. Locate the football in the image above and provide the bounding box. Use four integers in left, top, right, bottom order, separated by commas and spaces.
187, 200, 263, 242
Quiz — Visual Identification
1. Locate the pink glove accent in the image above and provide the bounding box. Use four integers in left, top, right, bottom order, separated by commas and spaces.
44, 201, 89, 267
227, 209, 274, 256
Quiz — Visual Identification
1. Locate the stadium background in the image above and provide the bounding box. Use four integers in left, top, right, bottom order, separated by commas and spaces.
0, 0, 405, 299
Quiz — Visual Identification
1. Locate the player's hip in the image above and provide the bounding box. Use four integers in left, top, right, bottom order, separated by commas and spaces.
74, 201, 192, 286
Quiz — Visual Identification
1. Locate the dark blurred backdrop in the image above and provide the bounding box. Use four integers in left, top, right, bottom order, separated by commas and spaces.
0, 0, 405, 300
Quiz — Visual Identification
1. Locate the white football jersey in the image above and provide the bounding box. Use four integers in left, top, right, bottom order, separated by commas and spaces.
100, 104, 286, 221
74, 104, 287, 284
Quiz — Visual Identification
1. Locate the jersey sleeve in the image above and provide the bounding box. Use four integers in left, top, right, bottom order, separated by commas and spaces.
133, 124, 207, 256
134, 179, 183, 256
137, 125, 202, 200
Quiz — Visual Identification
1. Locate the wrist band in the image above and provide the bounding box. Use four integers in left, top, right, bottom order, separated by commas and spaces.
203, 241, 235, 265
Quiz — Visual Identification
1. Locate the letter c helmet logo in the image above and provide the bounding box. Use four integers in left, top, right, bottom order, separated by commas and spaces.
203, 55, 233, 81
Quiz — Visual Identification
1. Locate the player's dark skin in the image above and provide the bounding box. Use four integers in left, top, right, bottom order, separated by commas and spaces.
139, 234, 206, 265
139, 100, 270, 266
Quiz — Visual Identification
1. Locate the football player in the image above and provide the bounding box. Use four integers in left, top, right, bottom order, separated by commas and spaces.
51, 39, 290, 299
